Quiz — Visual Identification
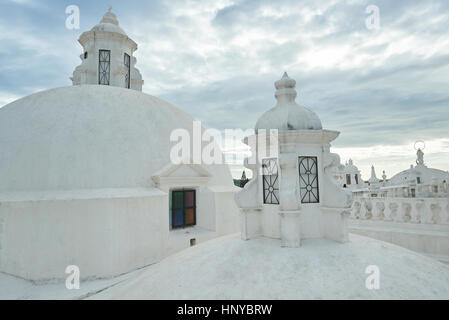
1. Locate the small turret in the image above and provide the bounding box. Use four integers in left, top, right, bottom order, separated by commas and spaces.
71, 8, 144, 91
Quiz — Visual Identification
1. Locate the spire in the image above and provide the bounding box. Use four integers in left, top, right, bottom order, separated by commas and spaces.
369, 165, 379, 183
100, 7, 119, 25
274, 72, 297, 103
240, 170, 249, 188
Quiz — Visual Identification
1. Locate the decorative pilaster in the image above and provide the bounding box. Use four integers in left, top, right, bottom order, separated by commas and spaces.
278, 152, 301, 247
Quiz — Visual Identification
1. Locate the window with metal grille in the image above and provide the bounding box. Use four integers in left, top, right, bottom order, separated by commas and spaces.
170, 190, 196, 229
98, 49, 111, 85
298, 156, 319, 203
262, 158, 279, 204
124, 53, 130, 89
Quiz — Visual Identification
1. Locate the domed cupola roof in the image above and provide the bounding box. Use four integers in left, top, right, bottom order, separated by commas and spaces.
344, 159, 360, 174
90, 7, 127, 36
387, 149, 449, 186
255, 72, 322, 133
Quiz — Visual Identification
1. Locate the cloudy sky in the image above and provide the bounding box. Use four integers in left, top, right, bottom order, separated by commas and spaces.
1, 0, 448, 179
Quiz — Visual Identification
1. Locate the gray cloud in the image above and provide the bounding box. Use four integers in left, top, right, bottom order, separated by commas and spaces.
0, 0, 448, 177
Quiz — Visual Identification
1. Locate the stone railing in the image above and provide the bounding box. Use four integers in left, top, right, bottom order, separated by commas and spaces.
350, 197, 449, 225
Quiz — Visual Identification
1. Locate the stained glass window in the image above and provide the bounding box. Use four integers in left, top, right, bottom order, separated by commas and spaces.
298, 156, 319, 204
124, 53, 130, 89
171, 190, 196, 229
262, 158, 279, 205
98, 49, 110, 85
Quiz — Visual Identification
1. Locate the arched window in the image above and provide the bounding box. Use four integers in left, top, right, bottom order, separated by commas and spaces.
262, 158, 279, 204
298, 156, 319, 203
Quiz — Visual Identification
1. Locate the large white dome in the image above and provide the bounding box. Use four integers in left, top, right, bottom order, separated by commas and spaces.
387, 164, 449, 187
0, 85, 233, 192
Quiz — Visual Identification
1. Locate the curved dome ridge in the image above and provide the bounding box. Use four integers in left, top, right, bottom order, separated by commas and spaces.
255, 72, 322, 132
0, 85, 233, 192
90, 8, 127, 36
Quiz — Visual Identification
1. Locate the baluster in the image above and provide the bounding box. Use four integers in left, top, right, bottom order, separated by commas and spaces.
350, 201, 360, 219
372, 200, 384, 220
360, 199, 369, 220
409, 200, 421, 223
383, 200, 393, 221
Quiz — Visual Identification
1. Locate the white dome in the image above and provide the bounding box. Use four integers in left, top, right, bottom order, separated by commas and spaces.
255, 73, 322, 132
388, 164, 449, 186
90, 8, 127, 36
0, 85, 233, 192
344, 159, 360, 174
91, 22, 127, 36
90, 233, 449, 299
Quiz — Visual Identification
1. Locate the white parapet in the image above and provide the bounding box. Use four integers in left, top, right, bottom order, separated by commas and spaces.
349, 197, 449, 263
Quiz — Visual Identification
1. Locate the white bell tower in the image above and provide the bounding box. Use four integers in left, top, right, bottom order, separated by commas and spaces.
71, 7, 144, 91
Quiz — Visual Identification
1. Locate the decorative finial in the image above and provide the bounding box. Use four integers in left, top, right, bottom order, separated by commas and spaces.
274, 71, 297, 102
100, 6, 119, 25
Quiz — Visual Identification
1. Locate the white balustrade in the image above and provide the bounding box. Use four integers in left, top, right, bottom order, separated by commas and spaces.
349, 197, 449, 226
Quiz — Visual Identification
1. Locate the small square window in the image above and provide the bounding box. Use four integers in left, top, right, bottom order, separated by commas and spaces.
170, 190, 196, 229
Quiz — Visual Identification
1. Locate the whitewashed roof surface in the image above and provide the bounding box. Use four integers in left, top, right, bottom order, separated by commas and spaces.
90, 233, 449, 299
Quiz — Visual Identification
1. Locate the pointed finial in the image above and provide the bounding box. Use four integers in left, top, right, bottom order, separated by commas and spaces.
100, 6, 119, 25
274, 71, 297, 102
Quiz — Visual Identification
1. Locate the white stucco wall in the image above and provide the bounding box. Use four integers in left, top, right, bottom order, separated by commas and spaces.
0, 190, 168, 281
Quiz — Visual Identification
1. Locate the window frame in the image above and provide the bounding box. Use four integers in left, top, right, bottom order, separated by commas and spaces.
262, 158, 280, 205
298, 156, 320, 204
171, 189, 196, 229
124, 53, 131, 89
98, 49, 111, 85
346, 174, 351, 185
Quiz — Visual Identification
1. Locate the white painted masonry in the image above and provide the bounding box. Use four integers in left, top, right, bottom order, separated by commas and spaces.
236, 73, 352, 246
0, 10, 239, 281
